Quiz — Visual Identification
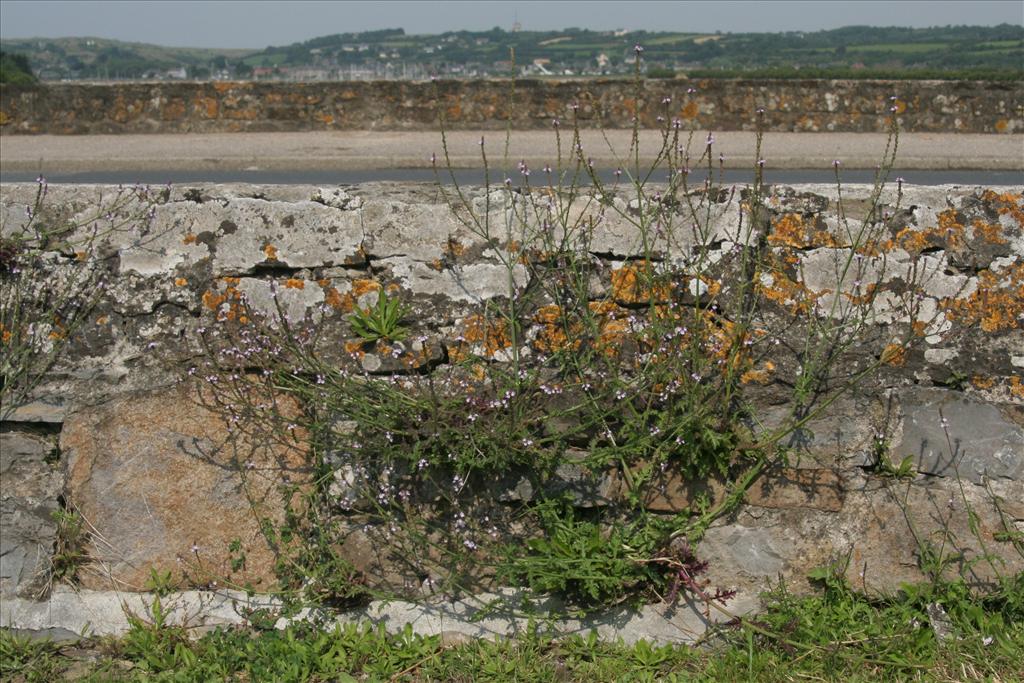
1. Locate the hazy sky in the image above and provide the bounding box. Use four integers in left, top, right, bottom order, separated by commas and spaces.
1, 1, 1021, 49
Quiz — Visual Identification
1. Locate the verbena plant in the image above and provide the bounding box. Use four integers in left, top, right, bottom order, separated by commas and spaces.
193, 46, 969, 618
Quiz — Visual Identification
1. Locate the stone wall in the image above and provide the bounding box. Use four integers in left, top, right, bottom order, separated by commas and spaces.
1, 180, 1022, 642
1, 78, 1021, 135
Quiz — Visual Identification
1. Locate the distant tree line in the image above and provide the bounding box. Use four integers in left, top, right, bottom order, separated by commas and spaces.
0, 51, 36, 85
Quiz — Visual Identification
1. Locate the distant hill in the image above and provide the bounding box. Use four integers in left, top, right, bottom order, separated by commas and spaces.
0, 36, 256, 80
2, 24, 1021, 81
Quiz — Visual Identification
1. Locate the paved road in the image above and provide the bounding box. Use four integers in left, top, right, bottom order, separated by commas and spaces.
2, 131, 1021, 177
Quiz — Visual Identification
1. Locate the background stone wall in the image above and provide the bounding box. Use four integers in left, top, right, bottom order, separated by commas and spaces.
1, 78, 1021, 135
1, 181, 1021, 640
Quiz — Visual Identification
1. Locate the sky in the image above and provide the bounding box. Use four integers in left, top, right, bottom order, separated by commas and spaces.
1, 0, 1021, 49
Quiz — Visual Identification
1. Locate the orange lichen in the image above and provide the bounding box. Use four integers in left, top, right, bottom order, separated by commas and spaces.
611, 261, 671, 305
47, 318, 66, 341
182, 233, 197, 245
881, 343, 906, 366
175, 277, 188, 287
351, 279, 382, 297
892, 227, 932, 253
344, 340, 366, 358
942, 262, 1024, 333
740, 361, 776, 385
981, 190, 1024, 228
202, 290, 227, 311
458, 314, 513, 358
1009, 376, 1024, 399
323, 286, 344, 309
680, 100, 699, 119
971, 219, 1009, 246
971, 375, 996, 390
768, 213, 841, 249
446, 238, 467, 258
95, 315, 109, 326
262, 244, 279, 261
284, 278, 305, 290
755, 267, 820, 315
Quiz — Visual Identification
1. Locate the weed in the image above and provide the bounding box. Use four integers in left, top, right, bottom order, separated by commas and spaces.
0, 631, 63, 683
348, 289, 411, 342
49, 507, 89, 584
188, 40, 981, 627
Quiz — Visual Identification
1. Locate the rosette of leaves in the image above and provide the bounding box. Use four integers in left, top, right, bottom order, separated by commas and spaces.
349, 290, 411, 342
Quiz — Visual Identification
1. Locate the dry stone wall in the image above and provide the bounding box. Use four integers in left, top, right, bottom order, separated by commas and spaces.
1, 180, 1022, 642
1, 78, 1021, 135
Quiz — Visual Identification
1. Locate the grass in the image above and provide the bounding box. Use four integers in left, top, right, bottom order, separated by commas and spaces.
2, 572, 1021, 681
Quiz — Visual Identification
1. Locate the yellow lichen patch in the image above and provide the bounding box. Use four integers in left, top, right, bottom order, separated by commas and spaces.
174, 277, 188, 287
881, 343, 906, 366
892, 226, 933, 253
182, 233, 197, 245
344, 340, 366, 358
981, 190, 1024, 228
595, 318, 632, 358
458, 314, 513, 358
911, 320, 927, 337
611, 261, 671, 305
740, 361, 776, 385
855, 238, 891, 258
695, 274, 722, 299
1, 326, 11, 344
95, 315, 109, 326
446, 238, 467, 259
1009, 376, 1024, 399
942, 262, 1024, 333
936, 209, 967, 250
201, 278, 248, 322
768, 213, 841, 249
47, 318, 66, 341
534, 304, 563, 325
680, 100, 699, 119
284, 278, 305, 290
970, 218, 1009, 246
263, 244, 279, 261
971, 375, 996, 390
351, 279, 382, 298
202, 290, 227, 311
323, 287, 344, 310
756, 267, 819, 315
